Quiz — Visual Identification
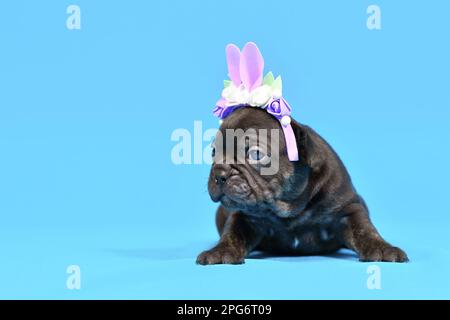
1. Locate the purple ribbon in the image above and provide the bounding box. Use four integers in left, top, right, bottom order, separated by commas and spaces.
213, 98, 299, 162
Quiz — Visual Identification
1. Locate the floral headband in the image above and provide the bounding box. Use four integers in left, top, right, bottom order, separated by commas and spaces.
213, 42, 299, 161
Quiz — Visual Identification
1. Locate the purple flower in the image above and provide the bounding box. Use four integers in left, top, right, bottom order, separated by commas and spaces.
266, 98, 291, 120
213, 99, 246, 120
213, 99, 227, 119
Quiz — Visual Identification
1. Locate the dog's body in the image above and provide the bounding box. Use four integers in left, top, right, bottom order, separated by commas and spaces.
197, 107, 408, 264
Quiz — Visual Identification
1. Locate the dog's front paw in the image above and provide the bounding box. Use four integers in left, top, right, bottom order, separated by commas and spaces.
359, 243, 408, 263
196, 246, 245, 265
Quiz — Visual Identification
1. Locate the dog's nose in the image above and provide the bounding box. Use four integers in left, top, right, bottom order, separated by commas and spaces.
213, 166, 231, 185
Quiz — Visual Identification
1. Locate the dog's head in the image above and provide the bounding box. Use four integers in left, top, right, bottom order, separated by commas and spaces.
208, 107, 318, 217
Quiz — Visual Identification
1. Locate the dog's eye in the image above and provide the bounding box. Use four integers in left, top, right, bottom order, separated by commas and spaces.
249, 149, 263, 160
210, 138, 216, 158
248, 146, 270, 164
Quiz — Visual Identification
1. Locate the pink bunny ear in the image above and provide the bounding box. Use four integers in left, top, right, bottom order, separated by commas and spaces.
239, 42, 264, 91
225, 44, 241, 86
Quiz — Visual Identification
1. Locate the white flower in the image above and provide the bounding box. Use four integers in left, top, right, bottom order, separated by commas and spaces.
250, 85, 272, 107
222, 82, 281, 107
221, 83, 238, 103
235, 85, 251, 105
222, 84, 252, 106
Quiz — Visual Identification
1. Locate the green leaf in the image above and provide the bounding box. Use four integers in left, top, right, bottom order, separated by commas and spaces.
263, 72, 275, 86
273, 76, 282, 90
223, 80, 231, 88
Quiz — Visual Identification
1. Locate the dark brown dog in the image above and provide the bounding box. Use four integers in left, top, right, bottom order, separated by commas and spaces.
197, 107, 408, 265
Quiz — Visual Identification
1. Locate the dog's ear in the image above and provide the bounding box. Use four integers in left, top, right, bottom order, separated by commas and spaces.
291, 120, 324, 171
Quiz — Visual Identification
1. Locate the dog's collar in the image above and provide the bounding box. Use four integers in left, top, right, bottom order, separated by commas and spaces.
212, 42, 299, 162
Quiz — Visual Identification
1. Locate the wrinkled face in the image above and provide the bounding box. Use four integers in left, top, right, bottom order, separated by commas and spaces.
208, 108, 299, 214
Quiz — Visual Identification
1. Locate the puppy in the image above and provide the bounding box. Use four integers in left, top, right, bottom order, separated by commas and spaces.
196, 107, 408, 264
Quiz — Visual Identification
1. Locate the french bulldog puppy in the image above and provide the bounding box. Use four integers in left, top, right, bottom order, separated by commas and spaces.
196, 107, 408, 265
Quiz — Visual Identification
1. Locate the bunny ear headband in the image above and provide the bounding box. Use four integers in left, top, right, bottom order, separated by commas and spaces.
213, 42, 299, 161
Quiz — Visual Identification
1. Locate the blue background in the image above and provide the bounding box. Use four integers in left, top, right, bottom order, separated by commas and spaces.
0, 0, 449, 299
